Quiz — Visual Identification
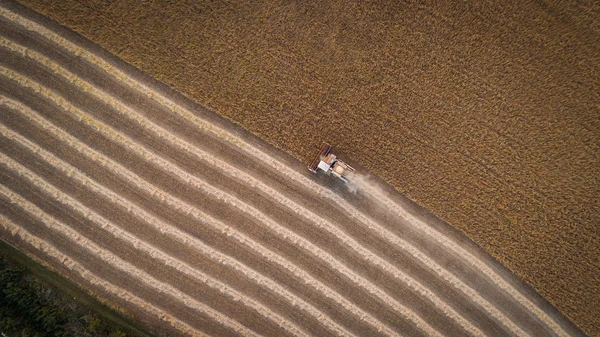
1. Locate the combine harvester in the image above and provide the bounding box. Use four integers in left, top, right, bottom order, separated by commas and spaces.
308, 142, 356, 183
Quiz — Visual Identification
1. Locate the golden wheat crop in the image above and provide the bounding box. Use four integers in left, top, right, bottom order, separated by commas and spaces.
15, 0, 600, 335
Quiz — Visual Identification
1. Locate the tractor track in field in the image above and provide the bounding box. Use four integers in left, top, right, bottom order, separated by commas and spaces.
0, 1, 585, 336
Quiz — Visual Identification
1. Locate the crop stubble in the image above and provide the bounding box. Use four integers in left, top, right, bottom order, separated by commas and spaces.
6, 0, 600, 335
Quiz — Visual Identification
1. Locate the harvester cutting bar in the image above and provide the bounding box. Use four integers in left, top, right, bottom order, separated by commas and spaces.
308, 142, 332, 173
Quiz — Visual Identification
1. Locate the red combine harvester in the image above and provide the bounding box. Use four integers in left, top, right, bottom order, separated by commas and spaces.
308, 142, 355, 183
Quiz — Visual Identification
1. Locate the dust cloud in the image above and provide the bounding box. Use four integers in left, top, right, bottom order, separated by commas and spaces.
347, 173, 377, 194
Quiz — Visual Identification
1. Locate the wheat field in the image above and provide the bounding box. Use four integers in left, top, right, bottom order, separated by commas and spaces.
3, 0, 599, 335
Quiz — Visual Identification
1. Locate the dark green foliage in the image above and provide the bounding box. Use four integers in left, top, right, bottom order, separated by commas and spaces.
0, 259, 68, 336
0, 257, 128, 337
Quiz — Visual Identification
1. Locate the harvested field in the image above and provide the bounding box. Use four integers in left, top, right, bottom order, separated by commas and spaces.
0, 0, 597, 336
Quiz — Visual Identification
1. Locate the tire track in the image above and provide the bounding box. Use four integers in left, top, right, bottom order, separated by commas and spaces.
0, 35, 484, 337
0, 185, 260, 337
0, 66, 441, 336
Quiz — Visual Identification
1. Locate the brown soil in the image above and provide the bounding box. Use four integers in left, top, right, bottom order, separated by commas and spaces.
2, 0, 599, 335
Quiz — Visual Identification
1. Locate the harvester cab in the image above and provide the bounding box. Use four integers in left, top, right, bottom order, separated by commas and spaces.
308, 142, 355, 183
